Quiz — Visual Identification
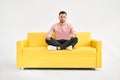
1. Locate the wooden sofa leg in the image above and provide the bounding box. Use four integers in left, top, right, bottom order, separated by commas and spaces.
20, 68, 24, 70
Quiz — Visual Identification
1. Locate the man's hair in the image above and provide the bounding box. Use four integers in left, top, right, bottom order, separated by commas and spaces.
59, 11, 67, 16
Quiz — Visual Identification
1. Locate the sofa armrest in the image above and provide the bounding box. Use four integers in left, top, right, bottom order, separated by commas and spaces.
91, 40, 102, 68
16, 40, 28, 68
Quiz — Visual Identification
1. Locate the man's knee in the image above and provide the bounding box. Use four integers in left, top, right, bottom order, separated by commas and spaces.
72, 37, 78, 43
45, 37, 52, 44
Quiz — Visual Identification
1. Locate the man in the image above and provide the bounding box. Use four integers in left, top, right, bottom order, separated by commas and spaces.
46, 11, 78, 50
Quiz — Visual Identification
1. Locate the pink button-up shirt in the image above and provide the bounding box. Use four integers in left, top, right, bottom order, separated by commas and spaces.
47, 23, 76, 40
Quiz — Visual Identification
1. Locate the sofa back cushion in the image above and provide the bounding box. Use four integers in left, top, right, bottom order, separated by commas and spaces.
28, 32, 91, 47
28, 32, 48, 47
76, 32, 91, 46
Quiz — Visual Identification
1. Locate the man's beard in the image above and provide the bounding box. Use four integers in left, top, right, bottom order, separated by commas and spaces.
60, 20, 65, 23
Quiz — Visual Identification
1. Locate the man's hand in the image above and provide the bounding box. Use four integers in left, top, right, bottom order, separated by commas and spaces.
70, 34, 76, 38
46, 34, 51, 40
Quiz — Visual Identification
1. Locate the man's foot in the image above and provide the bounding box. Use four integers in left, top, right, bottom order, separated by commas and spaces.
48, 45, 57, 50
66, 46, 72, 50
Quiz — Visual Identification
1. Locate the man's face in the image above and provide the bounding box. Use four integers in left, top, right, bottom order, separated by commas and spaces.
59, 14, 67, 23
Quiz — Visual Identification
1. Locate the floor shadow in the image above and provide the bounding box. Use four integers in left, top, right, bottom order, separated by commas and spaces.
24, 68, 96, 71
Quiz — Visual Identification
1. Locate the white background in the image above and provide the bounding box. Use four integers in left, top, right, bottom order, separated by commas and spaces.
0, 0, 120, 80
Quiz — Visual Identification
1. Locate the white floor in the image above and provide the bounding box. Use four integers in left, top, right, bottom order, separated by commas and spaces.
0, 45, 120, 80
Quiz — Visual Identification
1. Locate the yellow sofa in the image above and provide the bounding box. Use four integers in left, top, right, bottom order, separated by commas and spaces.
16, 32, 102, 69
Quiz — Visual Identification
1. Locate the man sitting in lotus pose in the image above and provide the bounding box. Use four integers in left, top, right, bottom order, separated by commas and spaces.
46, 11, 78, 50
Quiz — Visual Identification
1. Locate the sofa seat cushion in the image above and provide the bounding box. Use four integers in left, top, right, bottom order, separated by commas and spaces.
23, 46, 96, 57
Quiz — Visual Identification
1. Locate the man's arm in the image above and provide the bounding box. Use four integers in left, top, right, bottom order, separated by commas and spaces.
69, 24, 77, 38
46, 25, 55, 40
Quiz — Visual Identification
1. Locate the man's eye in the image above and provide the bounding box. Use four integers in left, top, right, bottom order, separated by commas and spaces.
61, 17, 65, 18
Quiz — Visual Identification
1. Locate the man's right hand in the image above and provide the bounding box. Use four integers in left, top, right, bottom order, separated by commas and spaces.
46, 34, 51, 40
